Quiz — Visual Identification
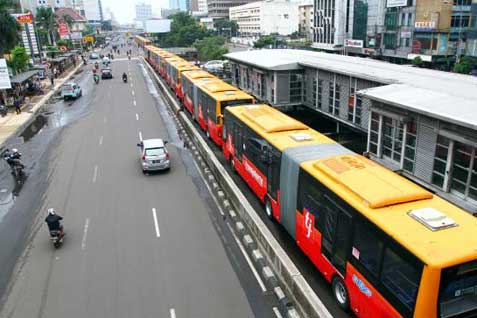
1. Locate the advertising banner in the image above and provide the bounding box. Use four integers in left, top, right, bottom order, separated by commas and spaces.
0, 59, 11, 90
11, 12, 33, 24
387, 0, 407, 8
58, 22, 70, 39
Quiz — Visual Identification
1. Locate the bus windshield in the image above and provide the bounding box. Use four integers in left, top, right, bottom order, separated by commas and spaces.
440, 261, 477, 318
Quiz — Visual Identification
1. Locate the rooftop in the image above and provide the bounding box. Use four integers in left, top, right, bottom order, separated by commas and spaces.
225, 49, 477, 129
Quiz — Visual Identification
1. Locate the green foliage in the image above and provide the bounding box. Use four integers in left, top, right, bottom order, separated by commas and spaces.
194, 36, 228, 61
453, 56, 476, 74
156, 12, 210, 47
101, 20, 112, 31
62, 14, 74, 29
35, 7, 57, 45
82, 24, 94, 36
56, 38, 72, 49
10, 46, 29, 74
214, 19, 238, 37
0, 0, 21, 55
412, 56, 423, 68
253, 35, 286, 49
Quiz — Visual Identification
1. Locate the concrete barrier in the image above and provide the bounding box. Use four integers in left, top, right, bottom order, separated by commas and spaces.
141, 57, 334, 318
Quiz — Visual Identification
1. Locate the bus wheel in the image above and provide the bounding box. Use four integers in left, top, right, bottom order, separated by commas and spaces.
332, 276, 349, 310
265, 198, 273, 220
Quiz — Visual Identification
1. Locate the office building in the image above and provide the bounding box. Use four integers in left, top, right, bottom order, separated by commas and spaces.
208, 0, 256, 19
83, 0, 103, 21
229, 0, 299, 36
136, 2, 153, 20
298, 1, 313, 39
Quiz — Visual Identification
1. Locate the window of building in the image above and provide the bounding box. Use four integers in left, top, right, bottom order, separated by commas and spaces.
454, 0, 471, 5
317, 79, 323, 109
290, 73, 303, 103
432, 135, 451, 189
369, 112, 380, 155
348, 87, 355, 122
355, 94, 362, 125
334, 83, 340, 115
403, 121, 417, 173
328, 81, 334, 114
383, 33, 397, 49
407, 13, 413, 26
382, 116, 404, 162
450, 142, 477, 201
401, 12, 406, 26
451, 15, 470, 28
312, 78, 317, 108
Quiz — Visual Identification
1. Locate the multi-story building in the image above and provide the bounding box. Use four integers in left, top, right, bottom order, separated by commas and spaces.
225, 49, 477, 213
135, 2, 153, 20
208, 0, 256, 19
468, 0, 477, 56
197, 0, 208, 13
298, 1, 313, 40
161, 8, 179, 18
229, 0, 298, 36
83, 0, 103, 21
169, 0, 187, 11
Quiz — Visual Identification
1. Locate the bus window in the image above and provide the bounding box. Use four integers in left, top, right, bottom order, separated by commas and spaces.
380, 245, 422, 315
352, 223, 384, 278
440, 261, 477, 318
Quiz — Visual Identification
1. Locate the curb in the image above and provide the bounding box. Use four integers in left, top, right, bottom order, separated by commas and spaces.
140, 57, 334, 318
0, 62, 84, 148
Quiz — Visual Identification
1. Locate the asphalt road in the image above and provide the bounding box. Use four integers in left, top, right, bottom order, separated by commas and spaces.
0, 41, 277, 318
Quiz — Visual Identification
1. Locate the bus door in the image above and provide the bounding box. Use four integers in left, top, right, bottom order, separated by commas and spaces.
266, 148, 281, 220
320, 196, 353, 276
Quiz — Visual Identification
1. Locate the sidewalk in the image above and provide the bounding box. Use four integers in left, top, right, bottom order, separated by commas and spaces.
0, 62, 84, 146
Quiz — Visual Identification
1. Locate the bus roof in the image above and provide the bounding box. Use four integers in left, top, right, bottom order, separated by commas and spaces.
170, 61, 199, 72
135, 35, 151, 44
199, 81, 254, 103
182, 70, 216, 81
301, 154, 477, 267
226, 105, 334, 151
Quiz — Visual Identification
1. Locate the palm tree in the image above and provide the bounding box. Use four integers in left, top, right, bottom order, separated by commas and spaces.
62, 14, 74, 30
35, 7, 57, 46
0, 0, 21, 57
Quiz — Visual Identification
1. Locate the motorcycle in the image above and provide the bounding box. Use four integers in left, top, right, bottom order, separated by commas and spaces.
123, 76, 127, 83
94, 74, 100, 84
50, 229, 64, 248
3, 150, 25, 180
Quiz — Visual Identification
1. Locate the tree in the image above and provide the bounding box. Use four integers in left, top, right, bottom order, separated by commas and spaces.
9, 46, 29, 74
453, 57, 471, 74
56, 38, 72, 49
214, 19, 238, 38
158, 12, 210, 47
0, 0, 21, 56
253, 35, 286, 49
36, 7, 57, 45
194, 36, 228, 61
82, 24, 94, 36
411, 56, 423, 68
62, 14, 74, 30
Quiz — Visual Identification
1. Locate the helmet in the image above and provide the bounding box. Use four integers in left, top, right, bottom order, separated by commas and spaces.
11, 148, 18, 153
47, 208, 56, 215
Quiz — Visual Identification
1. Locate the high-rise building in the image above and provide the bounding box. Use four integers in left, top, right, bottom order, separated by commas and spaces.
208, 0, 256, 19
169, 0, 187, 11
298, 1, 313, 40
197, 0, 207, 13
83, 0, 103, 21
135, 2, 153, 20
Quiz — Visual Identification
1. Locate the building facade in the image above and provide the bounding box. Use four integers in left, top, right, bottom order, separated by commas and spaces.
197, 0, 208, 13
298, 1, 313, 40
208, 0, 256, 19
136, 2, 153, 20
83, 0, 103, 21
229, 0, 299, 36
225, 49, 477, 213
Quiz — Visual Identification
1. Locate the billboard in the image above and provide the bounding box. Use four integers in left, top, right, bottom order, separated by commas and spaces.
387, 0, 407, 7
345, 39, 364, 48
58, 22, 70, 39
0, 59, 11, 90
11, 12, 33, 24
145, 19, 171, 33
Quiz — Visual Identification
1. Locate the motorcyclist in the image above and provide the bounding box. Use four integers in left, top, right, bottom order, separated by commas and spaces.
45, 208, 64, 237
94, 61, 99, 69
93, 72, 99, 83
4, 148, 24, 169
122, 72, 127, 82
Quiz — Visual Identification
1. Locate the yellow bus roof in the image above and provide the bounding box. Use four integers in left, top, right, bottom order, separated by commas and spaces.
169, 61, 199, 71
301, 155, 477, 268
135, 35, 151, 44
182, 70, 216, 82
200, 81, 253, 103
226, 105, 334, 151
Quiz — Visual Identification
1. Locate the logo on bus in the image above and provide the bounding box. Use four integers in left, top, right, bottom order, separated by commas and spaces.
352, 274, 372, 297
304, 209, 313, 239
244, 159, 264, 188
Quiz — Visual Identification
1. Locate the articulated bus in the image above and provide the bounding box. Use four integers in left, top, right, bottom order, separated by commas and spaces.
164, 57, 186, 86
134, 35, 152, 48
145, 46, 163, 72
167, 61, 200, 100
181, 70, 217, 117
223, 104, 477, 318
197, 81, 253, 146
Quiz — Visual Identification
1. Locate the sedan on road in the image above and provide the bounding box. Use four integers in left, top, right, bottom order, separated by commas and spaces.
101, 68, 113, 79
89, 52, 99, 59
137, 139, 170, 173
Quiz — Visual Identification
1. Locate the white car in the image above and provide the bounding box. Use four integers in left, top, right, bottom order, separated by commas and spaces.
102, 57, 110, 66
137, 139, 171, 173
202, 60, 224, 73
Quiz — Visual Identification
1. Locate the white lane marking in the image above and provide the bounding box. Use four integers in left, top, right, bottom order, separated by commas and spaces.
81, 218, 90, 250
139, 131, 143, 141
170, 308, 176, 318
99, 136, 103, 146
135, 113, 139, 121
133, 100, 137, 106
103, 117, 107, 123
130, 83, 133, 88
132, 90, 135, 96
273, 307, 283, 318
226, 222, 267, 292
92, 165, 98, 183
152, 208, 160, 238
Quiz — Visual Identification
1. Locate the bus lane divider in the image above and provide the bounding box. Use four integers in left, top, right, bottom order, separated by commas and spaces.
140, 57, 333, 318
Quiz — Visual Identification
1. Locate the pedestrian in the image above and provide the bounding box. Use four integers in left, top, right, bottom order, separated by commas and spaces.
53, 68, 58, 79
49, 71, 55, 88
14, 96, 21, 114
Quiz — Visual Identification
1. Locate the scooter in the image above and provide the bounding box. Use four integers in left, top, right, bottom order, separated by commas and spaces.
94, 74, 100, 84
49, 229, 64, 249
123, 76, 127, 83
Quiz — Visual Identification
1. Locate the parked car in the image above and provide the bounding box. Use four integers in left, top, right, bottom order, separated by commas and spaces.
137, 139, 170, 173
61, 82, 82, 100
101, 68, 113, 79
202, 60, 224, 73
89, 52, 99, 59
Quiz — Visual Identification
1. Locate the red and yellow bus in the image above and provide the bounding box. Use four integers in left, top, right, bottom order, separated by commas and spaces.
181, 70, 217, 117
197, 80, 253, 146
145, 45, 164, 72
134, 35, 152, 48
223, 104, 477, 318
167, 61, 200, 100
164, 56, 186, 85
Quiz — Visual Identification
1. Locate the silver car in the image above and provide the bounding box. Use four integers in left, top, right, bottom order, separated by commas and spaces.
137, 139, 171, 173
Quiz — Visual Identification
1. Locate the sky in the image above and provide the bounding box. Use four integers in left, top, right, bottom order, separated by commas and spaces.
102, 0, 167, 24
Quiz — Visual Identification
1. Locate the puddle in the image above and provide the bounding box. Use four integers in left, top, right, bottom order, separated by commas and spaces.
20, 115, 47, 143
